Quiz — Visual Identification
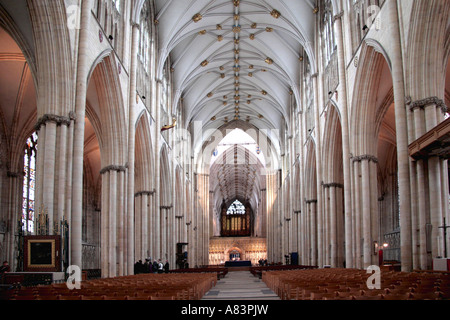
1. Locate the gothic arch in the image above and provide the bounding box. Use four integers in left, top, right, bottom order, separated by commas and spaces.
159, 143, 174, 262
196, 120, 280, 174
159, 144, 172, 207
406, 0, 450, 101
304, 138, 317, 201
174, 165, 185, 244
27, 0, 73, 117
323, 103, 343, 184
87, 53, 127, 167
0, 22, 38, 268
303, 138, 317, 266
85, 53, 127, 277
322, 103, 345, 267
135, 112, 154, 192
350, 40, 402, 267
134, 111, 154, 261
350, 42, 393, 156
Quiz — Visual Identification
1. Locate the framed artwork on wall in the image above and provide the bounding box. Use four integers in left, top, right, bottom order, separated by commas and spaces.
23, 235, 61, 272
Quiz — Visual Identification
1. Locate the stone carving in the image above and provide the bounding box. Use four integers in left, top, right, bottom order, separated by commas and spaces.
408, 96, 448, 114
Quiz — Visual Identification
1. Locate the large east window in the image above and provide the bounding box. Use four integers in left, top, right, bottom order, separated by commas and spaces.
221, 200, 252, 237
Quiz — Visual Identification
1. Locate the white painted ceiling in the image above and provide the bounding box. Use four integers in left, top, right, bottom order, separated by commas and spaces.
154, 0, 317, 215
154, 0, 317, 135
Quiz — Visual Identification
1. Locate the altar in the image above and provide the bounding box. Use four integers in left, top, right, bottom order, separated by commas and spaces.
225, 260, 252, 267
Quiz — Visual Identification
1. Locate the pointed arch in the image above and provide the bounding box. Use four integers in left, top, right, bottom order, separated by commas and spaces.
159, 144, 172, 207
350, 42, 392, 156
135, 111, 154, 192
87, 53, 127, 167
406, 0, 450, 101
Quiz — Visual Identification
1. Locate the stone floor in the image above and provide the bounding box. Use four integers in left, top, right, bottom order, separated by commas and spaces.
202, 271, 280, 300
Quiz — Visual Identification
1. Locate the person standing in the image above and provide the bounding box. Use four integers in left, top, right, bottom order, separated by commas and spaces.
152, 260, 158, 273
158, 259, 164, 274
164, 260, 169, 273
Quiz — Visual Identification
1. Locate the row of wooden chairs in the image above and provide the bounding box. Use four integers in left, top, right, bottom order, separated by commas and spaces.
250, 265, 318, 278
262, 268, 450, 300
1, 272, 217, 301
169, 267, 228, 279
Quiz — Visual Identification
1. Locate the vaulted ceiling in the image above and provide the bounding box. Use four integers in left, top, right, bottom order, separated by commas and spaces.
153, 0, 317, 221
154, 0, 317, 136
210, 144, 265, 215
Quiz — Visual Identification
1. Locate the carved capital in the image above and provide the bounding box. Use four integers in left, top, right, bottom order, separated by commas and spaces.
409, 96, 448, 114
35, 114, 71, 131
352, 154, 378, 163
100, 165, 127, 174
322, 182, 344, 188
135, 190, 156, 197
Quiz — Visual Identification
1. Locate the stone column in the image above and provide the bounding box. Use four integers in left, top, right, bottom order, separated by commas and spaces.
370, 160, 379, 265
56, 123, 68, 225
134, 193, 142, 260
424, 100, 445, 258
353, 159, 362, 269
6, 171, 22, 271
108, 169, 117, 277
100, 165, 126, 278
323, 184, 330, 266
35, 124, 45, 217
329, 184, 337, 268
306, 201, 312, 265
65, 114, 75, 251
387, 0, 413, 272
100, 170, 109, 278
71, 0, 92, 269
416, 159, 428, 269
310, 200, 317, 266
148, 190, 155, 260
334, 11, 353, 269
160, 206, 167, 261
126, 22, 140, 275
34, 114, 72, 235
141, 192, 149, 260
312, 72, 324, 267
409, 97, 448, 268
360, 158, 371, 268
117, 170, 125, 276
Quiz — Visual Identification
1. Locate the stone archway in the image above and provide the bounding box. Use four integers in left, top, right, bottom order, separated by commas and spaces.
225, 246, 245, 261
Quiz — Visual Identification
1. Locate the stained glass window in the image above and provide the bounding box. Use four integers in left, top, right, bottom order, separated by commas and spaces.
221, 200, 251, 237
22, 132, 37, 234
226, 200, 246, 215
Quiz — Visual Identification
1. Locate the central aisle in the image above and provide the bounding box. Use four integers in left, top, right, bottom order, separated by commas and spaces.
202, 271, 280, 300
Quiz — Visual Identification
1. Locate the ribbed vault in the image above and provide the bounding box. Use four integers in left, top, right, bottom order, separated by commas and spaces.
154, 0, 317, 139
210, 144, 265, 218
